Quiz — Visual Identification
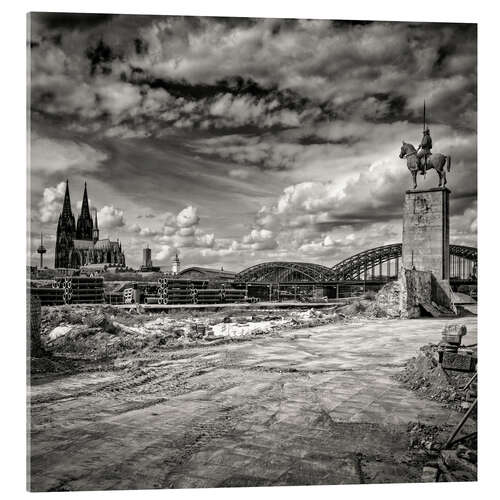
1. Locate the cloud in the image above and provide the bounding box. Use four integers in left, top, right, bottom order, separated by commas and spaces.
129, 223, 161, 237
33, 13, 116, 31
28, 16, 476, 271
450, 202, 477, 247
241, 228, 278, 251
176, 205, 200, 228
154, 244, 175, 263
130, 205, 215, 252
38, 181, 66, 223
30, 133, 108, 174
29, 17, 476, 139
97, 205, 125, 229
228, 168, 251, 180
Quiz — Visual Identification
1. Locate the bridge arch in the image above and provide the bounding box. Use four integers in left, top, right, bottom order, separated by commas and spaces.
235, 244, 477, 283
235, 261, 333, 283
330, 243, 477, 281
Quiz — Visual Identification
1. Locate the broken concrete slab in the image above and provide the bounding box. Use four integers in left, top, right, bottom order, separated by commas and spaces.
399, 269, 457, 318
421, 466, 439, 482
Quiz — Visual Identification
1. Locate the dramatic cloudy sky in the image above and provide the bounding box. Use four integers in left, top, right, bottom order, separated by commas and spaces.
28, 13, 477, 271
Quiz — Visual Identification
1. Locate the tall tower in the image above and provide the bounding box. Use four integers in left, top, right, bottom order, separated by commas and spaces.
143, 246, 152, 268
55, 180, 76, 268
92, 208, 99, 243
37, 233, 47, 269
172, 252, 180, 275
76, 182, 93, 240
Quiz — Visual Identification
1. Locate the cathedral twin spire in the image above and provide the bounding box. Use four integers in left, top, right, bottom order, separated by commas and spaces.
55, 180, 125, 269
76, 181, 94, 241
59, 180, 99, 242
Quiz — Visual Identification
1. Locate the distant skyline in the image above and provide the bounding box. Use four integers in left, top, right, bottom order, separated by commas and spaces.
28, 14, 477, 271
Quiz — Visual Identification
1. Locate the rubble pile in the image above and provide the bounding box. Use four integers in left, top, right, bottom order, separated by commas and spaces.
407, 416, 477, 482
36, 305, 346, 371
365, 281, 402, 318
437, 442, 477, 482
395, 344, 475, 409
333, 284, 403, 319
336, 300, 369, 317
420, 444, 477, 483
407, 422, 443, 453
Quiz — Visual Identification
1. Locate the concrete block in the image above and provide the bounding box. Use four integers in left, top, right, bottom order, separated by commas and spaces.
421, 466, 439, 482
402, 188, 449, 280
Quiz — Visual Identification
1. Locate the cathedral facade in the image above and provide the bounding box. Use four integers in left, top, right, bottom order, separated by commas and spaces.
54, 181, 126, 269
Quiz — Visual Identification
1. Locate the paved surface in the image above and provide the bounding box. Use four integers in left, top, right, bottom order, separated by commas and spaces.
28, 317, 477, 491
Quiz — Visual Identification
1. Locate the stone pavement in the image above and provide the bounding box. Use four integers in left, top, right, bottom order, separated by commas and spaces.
28, 317, 477, 491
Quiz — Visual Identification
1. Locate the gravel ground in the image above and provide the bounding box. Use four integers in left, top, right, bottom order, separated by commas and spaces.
28, 316, 477, 491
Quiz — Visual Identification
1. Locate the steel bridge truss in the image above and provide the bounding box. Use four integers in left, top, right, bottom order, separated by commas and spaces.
235, 244, 477, 283
330, 243, 402, 280
236, 261, 333, 283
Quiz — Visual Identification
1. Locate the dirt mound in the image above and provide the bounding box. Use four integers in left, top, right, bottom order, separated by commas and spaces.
29, 355, 80, 375
337, 299, 371, 317
395, 344, 474, 409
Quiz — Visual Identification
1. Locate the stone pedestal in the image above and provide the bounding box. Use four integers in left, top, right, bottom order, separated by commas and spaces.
402, 187, 450, 280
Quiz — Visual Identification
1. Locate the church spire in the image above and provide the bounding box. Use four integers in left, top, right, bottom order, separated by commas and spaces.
76, 181, 93, 240
61, 179, 73, 218
55, 179, 76, 268
80, 182, 91, 220
92, 207, 99, 243
93, 207, 99, 230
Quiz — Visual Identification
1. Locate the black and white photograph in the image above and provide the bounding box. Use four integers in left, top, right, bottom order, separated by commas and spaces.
25, 8, 479, 493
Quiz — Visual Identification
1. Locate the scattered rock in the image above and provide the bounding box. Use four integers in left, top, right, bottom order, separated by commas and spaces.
47, 325, 73, 342
421, 466, 439, 482
440, 449, 477, 480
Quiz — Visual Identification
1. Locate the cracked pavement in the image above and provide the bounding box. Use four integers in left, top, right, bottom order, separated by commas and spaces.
28, 316, 477, 491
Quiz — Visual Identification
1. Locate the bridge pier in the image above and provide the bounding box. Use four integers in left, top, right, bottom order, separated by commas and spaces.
402, 187, 450, 279
400, 187, 456, 317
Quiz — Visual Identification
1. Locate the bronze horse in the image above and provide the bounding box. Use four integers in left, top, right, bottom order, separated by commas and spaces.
399, 142, 451, 189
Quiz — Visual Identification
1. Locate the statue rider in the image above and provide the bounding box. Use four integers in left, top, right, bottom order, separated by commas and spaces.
416, 127, 432, 175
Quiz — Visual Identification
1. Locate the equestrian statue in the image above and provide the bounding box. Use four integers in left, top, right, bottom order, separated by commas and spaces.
399, 102, 451, 189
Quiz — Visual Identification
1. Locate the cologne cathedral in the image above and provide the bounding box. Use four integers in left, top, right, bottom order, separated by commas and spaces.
54, 181, 126, 269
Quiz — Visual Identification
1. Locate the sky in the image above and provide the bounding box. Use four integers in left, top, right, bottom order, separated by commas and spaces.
27, 13, 477, 272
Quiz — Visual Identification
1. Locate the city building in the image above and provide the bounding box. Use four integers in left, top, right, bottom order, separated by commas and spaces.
54, 180, 126, 269
171, 252, 180, 275
140, 246, 160, 272
175, 267, 236, 281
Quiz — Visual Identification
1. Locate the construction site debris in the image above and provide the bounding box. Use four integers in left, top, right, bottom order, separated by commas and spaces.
34, 305, 349, 375
441, 323, 467, 344
366, 281, 402, 318
47, 325, 73, 343
407, 422, 442, 452
438, 445, 477, 482
421, 466, 439, 482
440, 352, 476, 372
395, 344, 477, 410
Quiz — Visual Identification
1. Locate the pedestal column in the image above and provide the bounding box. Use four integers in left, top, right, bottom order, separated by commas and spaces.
402, 187, 450, 280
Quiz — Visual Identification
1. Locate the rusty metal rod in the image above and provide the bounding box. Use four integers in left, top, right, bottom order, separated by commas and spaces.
443, 398, 477, 449
448, 431, 477, 448
461, 372, 477, 391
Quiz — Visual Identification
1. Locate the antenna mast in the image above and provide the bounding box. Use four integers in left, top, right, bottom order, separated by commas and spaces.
423, 100, 426, 131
